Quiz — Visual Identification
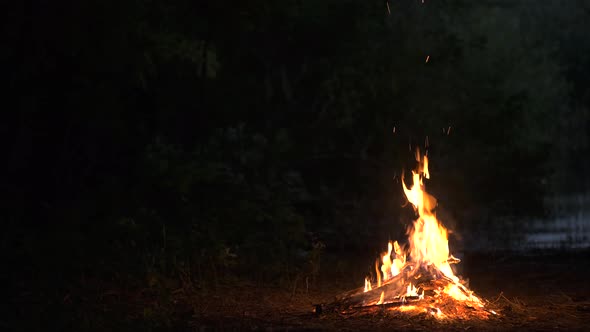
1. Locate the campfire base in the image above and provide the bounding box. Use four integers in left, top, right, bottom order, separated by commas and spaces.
316, 263, 494, 320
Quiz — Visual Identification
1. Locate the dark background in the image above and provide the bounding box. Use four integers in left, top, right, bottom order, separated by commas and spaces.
3, 0, 590, 330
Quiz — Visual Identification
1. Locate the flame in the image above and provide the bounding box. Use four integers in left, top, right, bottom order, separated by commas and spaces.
443, 283, 482, 305
380, 241, 405, 282
406, 283, 419, 297
375, 259, 381, 288
361, 148, 486, 316
402, 151, 458, 282
381, 242, 394, 281
402, 283, 424, 300
364, 277, 372, 292
393, 241, 405, 274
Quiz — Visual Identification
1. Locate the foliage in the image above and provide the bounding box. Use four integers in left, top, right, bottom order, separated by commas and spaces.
140, 126, 308, 280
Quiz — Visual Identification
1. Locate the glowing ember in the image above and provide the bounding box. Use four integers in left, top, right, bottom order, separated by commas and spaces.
397, 305, 417, 312
429, 307, 444, 318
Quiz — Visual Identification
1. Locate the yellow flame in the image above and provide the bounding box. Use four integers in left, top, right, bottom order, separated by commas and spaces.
381, 242, 393, 281
443, 283, 482, 304
402, 152, 456, 281
375, 259, 382, 288
364, 277, 372, 292
402, 283, 425, 300
378, 241, 405, 283
393, 241, 405, 275
406, 283, 418, 297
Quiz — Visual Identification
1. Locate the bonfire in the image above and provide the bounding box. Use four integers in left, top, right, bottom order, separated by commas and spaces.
320, 149, 496, 320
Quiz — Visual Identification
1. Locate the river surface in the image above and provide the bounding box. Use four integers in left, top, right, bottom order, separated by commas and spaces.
465, 194, 590, 251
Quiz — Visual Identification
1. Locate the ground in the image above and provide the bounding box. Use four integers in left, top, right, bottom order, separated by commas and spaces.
12, 250, 590, 331
187, 251, 590, 331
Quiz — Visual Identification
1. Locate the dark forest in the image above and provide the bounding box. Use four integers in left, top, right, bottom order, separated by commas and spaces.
4, 0, 590, 330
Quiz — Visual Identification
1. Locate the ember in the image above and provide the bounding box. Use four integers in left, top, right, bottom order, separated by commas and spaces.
321, 149, 492, 320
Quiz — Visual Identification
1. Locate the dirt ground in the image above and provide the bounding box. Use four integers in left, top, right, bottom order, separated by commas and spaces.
13, 250, 590, 331
188, 251, 590, 331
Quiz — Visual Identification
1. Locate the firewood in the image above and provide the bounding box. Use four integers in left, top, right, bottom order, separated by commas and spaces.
317, 262, 472, 313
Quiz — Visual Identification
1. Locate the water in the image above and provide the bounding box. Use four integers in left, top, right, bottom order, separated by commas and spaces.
463, 194, 590, 252
522, 194, 590, 250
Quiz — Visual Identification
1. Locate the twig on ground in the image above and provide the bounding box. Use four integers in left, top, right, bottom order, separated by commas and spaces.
489, 291, 504, 305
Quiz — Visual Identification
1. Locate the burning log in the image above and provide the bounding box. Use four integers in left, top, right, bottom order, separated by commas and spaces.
319, 263, 476, 312
326, 271, 407, 311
